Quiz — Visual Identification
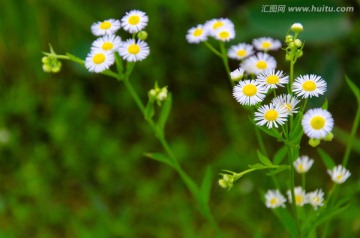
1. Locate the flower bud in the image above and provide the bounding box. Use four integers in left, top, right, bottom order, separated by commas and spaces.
309, 138, 321, 147
294, 39, 302, 48
291, 23, 303, 33
137, 31, 148, 41
42, 64, 52, 73
218, 179, 228, 189
42, 56, 50, 64
285, 35, 293, 43
323, 132, 334, 142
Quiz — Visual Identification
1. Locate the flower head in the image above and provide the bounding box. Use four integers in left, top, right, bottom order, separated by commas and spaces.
291, 23, 304, 33
241, 53, 277, 75
91, 35, 122, 52
121, 10, 148, 33
265, 189, 287, 208
228, 43, 254, 60
253, 37, 282, 51
254, 103, 288, 129
292, 74, 327, 98
287, 186, 307, 207
233, 80, 267, 106
91, 19, 121, 36
307, 189, 324, 210
118, 39, 150, 62
230, 68, 245, 81
327, 165, 351, 184
214, 26, 235, 42
271, 94, 300, 115
302, 108, 334, 139
186, 24, 208, 44
257, 69, 289, 90
293, 155, 314, 174
85, 50, 115, 73
204, 18, 234, 36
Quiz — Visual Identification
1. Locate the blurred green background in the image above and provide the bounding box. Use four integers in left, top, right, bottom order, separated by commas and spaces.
0, 0, 360, 237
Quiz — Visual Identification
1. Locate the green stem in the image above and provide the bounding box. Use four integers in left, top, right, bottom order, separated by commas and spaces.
287, 145, 300, 233
342, 102, 360, 167
203, 41, 222, 58
254, 126, 268, 157
219, 41, 234, 87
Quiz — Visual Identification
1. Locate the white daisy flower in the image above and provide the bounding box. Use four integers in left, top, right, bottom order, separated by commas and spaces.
302, 108, 334, 139
228, 43, 254, 60
230, 68, 245, 81
327, 165, 351, 184
85, 50, 115, 73
204, 18, 234, 36
293, 155, 314, 174
186, 24, 208, 44
233, 80, 267, 106
241, 53, 277, 75
214, 26, 235, 42
121, 10, 148, 33
118, 39, 150, 62
254, 103, 288, 129
292, 74, 327, 98
271, 94, 300, 115
91, 19, 121, 36
287, 186, 307, 207
257, 69, 289, 90
91, 35, 122, 52
265, 189, 287, 208
306, 189, 324, 210
253, 37, 282, 51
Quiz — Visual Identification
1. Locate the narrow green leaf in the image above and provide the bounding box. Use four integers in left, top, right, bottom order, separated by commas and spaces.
346, 76, 360, 104
289, 111, 303, 141
157, 93, 172, 133
333, 126, 360, 155
257, 150, 273, 166
273, 208, 298, 238
321, 98, 328, 110
144, 152, 175, 168
273, 146, 287, 165
114, 52, 124, 77
248, 163, 266, 169
144, 98, 155, 120
266, 165, 289, 176
200, 166, 212, 205
317, 148, 336, 169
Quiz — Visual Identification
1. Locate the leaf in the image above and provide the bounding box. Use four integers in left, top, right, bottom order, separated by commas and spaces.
273, 208, 298, 238
289, 111, 303, 142
144, 98, 155, 120
346, 76, 360, 105
273, 146, 287, 165
257, 150, 273, 166
200, 166, 212, 205
114, 52, 124, 76
333, 126, 360, 155
250, 119, 283, 140
248, 163, 266, 169
266, 165, 289, 176
321, 98, 328, 110
317, 148, 335, 169
157, 93, 172, 133
144, 152, 175, 168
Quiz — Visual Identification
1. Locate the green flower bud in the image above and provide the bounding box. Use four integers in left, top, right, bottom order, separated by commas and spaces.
42, 56, 50, 64
42, 64, 52, 73
285, 35, 293, 43
137, 31, 148, 41
323, 132, 334, 142
285, 53, 292, 61
294, 39, 302, 47
291, 23, 303, 33
218, 179, 228, 189
289, 42, 295, 48
309, 138, 321, 147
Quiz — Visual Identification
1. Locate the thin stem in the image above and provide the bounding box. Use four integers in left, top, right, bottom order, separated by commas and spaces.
254, 127, 268, 157
342, 103, 360, 167
287, 145, 300, 232
219, 41, 234, 87
203, 41, 223, 58
301, 173, 306, 189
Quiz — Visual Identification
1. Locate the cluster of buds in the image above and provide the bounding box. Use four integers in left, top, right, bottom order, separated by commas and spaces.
148, 82, 168, 105
285, 23, 304, 62
308, 132, 334, 147
42, 45, 62, 73
218, 174, 235, 190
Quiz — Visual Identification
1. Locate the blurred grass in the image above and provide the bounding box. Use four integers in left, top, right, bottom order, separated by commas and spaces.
0, 0, 360, 237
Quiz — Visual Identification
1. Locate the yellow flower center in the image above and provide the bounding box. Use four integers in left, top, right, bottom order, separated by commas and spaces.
284, 103, 293, 112
243, 84, 257, 96
100, 21, 112, 30
128, 15, 140, 25
261, 41, 272, 49
102, 42, 114, 50
193, 28, 203, 37
264, 109, 278, 121
219, 31, 229, 39
93, 53, 105, 64
213, 21, 224, 29
236, 49, 247, 57
302, 80, 317, 91
298, 164, 304, 172
295, 195, 304, 205
313, 197, 320, 203
256, 60, 267, 70
336, 174, 343, 181
270, 198, 278, 205
266, 75, 280, 84
128, 44, 140, 54
310, 116, 325, 130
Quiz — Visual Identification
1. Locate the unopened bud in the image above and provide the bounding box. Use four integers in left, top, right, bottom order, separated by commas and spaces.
294, 39, 302, 47
291, 23, 303, 33
137, 31, 148, 41
285, 35, 293, 43
323, 132, 334, 142
42, 56, 50, 64
42, 64, 52, 73
309, 138, 321, 147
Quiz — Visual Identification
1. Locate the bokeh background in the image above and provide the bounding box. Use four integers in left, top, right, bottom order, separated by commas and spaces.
0, 0, 360, 237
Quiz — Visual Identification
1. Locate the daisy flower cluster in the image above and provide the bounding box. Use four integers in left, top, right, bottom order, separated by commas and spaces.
85, 10, 150, 73
265, 156, 350, 210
